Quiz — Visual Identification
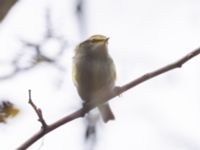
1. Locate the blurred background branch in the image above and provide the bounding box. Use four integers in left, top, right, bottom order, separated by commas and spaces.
0, 8, 67, 80
75, 0, 98, 149
0, 0, 18, 22
75, 0, 87, 38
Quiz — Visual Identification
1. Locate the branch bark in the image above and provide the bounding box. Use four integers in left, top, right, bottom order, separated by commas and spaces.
17, 47, 200, 150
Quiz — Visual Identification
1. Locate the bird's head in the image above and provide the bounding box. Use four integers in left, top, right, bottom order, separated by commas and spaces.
76, 35, 109, 57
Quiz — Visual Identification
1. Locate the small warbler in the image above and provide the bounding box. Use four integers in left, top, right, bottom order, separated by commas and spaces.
72, 35, 116, 123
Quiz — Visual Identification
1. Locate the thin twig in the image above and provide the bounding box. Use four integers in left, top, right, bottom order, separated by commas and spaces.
17, 47, 200, 150
28, 90, 48, 129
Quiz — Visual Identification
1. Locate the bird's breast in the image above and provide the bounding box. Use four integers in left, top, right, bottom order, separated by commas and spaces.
73, 56, 115, 101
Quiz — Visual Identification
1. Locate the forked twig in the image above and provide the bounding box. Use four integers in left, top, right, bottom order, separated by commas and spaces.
28, 90, 48, 129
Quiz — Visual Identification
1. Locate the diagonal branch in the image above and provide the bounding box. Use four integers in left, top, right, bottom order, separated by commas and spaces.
17, 47, 200, 150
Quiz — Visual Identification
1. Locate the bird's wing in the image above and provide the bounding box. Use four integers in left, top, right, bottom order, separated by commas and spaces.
72, 62, 78, 87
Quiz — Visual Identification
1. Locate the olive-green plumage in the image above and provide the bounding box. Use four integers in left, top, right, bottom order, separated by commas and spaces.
73, 35, 116, 123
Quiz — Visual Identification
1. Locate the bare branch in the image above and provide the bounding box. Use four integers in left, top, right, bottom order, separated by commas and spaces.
16, 47, 200, 150
28, 90, 48, 129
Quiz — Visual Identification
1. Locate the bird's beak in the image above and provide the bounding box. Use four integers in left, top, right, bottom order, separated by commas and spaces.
105, 37, 109, 42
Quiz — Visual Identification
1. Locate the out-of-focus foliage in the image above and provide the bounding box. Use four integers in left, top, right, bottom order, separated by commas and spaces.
0, 0, 18, 22
0, 101, 19, 123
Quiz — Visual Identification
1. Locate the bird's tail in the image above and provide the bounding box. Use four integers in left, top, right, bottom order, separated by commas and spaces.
98, 103, 115, 123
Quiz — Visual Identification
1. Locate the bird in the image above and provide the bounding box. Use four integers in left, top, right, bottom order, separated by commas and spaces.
72, 34, 116, 123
